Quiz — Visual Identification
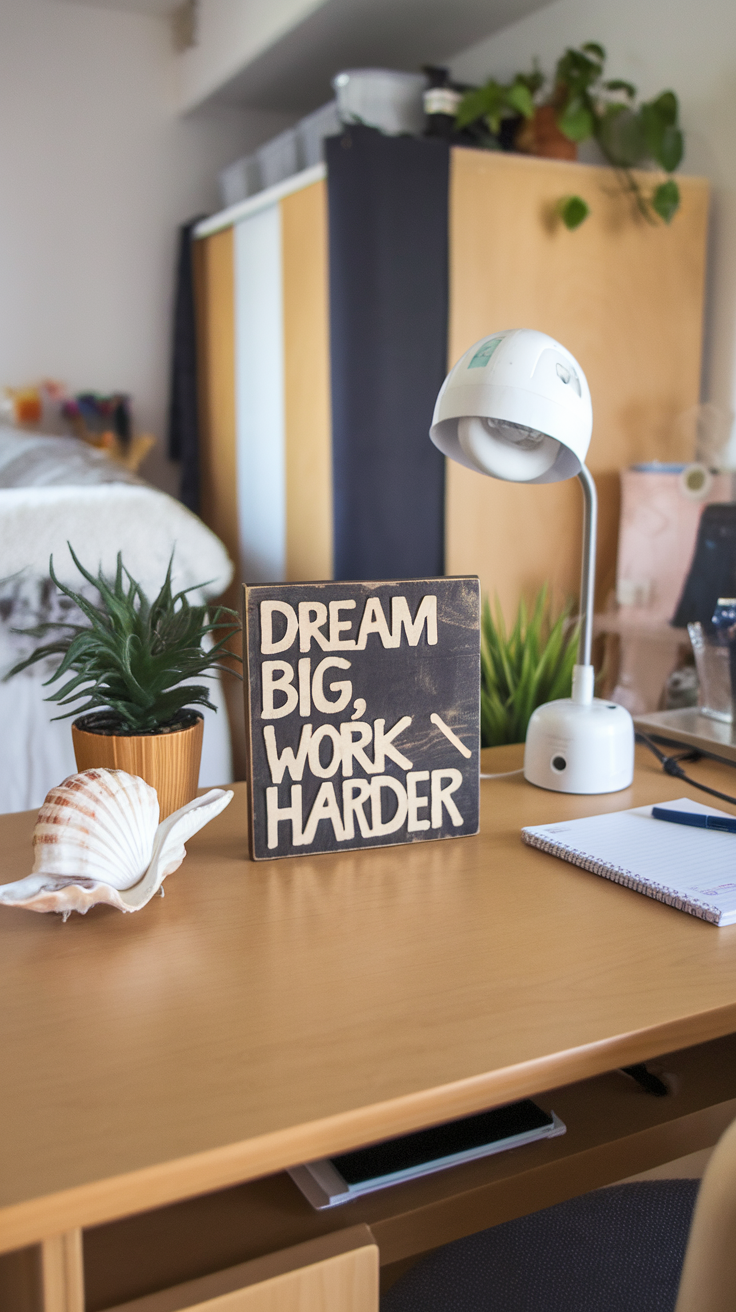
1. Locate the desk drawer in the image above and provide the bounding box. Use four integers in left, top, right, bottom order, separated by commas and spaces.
102, 1228, 378, 1312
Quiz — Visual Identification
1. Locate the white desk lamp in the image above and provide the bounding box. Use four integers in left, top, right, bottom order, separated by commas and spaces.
430, 328, 634, 794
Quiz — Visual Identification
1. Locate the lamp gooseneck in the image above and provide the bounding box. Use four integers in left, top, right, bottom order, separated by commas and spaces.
573, 464, 597, 707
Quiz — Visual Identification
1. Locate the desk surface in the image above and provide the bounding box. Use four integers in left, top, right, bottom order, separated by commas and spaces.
3, 744, 736, 1253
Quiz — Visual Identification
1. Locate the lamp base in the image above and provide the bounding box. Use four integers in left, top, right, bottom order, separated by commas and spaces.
524, 696, 634, 794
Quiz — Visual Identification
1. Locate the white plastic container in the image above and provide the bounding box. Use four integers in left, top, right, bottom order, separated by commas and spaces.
257, 126, 299, 190
218, 154, 261, 209
332, 69, 427, 136
297, 100, 342, 168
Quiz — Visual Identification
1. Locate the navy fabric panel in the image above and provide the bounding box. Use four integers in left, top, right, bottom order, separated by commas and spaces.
326, 126, 449, 580
168, 218, 204, 512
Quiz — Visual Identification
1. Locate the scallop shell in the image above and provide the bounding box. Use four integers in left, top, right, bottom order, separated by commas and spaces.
0, 768, 233, 918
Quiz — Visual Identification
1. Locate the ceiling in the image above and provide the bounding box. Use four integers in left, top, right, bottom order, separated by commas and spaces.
50, 0, 177, 14
50, 0, 555, 113
208, 0, 554, 113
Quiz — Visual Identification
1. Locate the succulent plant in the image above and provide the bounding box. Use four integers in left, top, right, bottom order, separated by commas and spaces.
7, 545, 240, 733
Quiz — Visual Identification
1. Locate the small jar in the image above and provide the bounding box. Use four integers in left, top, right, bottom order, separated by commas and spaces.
423, 67, 462, 139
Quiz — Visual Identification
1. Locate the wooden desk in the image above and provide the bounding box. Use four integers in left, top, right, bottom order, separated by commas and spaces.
3, 745, 736, 1311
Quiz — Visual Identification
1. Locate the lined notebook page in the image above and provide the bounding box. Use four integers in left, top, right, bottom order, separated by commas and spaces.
522, 798, 736, 926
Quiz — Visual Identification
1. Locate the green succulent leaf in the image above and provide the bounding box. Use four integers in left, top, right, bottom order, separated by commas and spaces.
581, 41, 606, 61
6, 545, 242, 732
480, 587, 579, 747
558, 194, 590, 230
651, 179, 681, 223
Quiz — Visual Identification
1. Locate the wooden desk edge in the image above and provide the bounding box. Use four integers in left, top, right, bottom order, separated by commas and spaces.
3, 1000, 736, 1255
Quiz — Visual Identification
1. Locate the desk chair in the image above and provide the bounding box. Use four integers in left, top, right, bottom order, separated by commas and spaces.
382, 1118, 736, 1312
675, 1116, 736, 1311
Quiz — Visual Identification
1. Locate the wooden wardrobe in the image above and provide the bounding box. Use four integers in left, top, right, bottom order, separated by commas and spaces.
194, 149, 709, 620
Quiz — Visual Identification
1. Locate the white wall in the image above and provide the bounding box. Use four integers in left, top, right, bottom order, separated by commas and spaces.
0, 0, 292, 493
450, 0, 736, 462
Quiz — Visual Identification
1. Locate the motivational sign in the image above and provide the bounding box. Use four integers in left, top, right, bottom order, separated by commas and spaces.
243, 577, 480, 860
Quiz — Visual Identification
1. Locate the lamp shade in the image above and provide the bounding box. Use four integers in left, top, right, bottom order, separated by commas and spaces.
430, 329, 593, 484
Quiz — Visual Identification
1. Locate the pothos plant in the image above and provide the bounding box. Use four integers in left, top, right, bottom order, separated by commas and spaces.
551, 42, 683, 229
456, 42, 684, 231
455, 68, 543, 147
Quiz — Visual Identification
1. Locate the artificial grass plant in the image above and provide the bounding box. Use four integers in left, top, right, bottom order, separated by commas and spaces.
481, 587, 578, 747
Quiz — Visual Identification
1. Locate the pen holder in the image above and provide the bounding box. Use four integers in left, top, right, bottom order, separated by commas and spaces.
688, 622, 733, 722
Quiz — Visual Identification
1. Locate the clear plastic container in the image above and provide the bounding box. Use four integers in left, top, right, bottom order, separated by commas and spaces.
297, 100, 341, 168
332, 69, 427, 136
257, 127, 299, 191
218, 154, 261, 209
688, 621, 733, 721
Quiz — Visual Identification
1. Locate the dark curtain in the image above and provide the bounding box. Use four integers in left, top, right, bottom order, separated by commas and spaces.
326, 127, 449, 581
168, 217, 205, 512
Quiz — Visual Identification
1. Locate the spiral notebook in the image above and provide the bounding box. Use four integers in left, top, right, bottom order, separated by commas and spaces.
522, 798, 736, 926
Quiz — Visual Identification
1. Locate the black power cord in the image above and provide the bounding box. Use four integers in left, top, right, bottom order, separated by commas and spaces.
621, 1062, 669, 1098
635, 732, 736, 807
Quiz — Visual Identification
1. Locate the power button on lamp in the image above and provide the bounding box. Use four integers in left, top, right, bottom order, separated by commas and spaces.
551, 755, 567, 772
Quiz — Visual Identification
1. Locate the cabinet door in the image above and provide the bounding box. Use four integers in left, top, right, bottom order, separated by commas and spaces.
196, 180, 332, 594
104, 1226, 378, 1312
446, 147, 710, 614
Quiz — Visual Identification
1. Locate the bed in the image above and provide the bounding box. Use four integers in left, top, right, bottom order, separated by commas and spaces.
0, 428, 234, 812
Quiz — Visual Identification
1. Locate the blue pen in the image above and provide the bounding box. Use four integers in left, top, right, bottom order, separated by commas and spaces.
651, 806, 736, 834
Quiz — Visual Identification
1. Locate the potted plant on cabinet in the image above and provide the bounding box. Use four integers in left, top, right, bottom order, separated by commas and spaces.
547, 42, 684, 228
7, 546, 240, 817
455, 42, 684, 230
454, 68, 543, 150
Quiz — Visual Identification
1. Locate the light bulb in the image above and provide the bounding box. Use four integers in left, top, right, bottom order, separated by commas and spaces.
458, 416, 561, 482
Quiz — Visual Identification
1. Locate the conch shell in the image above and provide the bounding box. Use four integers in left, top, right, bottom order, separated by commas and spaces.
0, 769, 233, 918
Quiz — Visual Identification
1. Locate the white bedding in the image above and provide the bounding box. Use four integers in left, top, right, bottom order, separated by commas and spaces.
0, 437, 236, 813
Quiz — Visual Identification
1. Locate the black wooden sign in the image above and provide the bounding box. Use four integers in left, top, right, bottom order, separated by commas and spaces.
243, 577, 480, 860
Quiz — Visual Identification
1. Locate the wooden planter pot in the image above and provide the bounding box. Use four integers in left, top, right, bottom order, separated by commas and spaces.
515, 106, 578, 160
71, 715, 204, 819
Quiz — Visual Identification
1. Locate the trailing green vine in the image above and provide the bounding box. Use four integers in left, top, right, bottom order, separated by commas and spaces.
456, 42, 684, 230
551, 42, 683, 227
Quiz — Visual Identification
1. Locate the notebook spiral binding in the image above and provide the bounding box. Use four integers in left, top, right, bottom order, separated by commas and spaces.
521, 832, 719, 924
